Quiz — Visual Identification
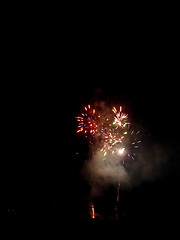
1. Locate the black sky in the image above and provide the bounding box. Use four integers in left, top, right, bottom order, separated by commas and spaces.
6, 9, 180, 231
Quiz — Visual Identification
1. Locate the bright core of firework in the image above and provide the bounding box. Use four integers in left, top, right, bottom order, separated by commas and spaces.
118, 148, 125, 155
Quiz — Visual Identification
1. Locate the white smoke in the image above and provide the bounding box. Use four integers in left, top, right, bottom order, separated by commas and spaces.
81, 139, 169, 198
82, 151, 130, 198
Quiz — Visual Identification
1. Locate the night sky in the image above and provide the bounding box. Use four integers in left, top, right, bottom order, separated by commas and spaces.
6, 9, 180, 235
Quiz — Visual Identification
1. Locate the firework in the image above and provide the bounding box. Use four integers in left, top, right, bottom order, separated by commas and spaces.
76, 104, 99, 138
112, 106, 129, 128
99, 106, 141, 165
76, 104, 141, 165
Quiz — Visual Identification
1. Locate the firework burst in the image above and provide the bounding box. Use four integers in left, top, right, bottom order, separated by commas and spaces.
76, 104, 141, 165
76, 104, 100, 140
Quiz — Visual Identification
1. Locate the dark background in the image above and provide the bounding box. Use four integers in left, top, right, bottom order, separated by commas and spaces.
6, 6, 179, 235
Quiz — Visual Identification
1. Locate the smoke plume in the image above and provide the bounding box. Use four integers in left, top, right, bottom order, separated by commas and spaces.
82, 140, 169, 198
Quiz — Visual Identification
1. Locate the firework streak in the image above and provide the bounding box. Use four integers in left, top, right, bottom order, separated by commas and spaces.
76, 105, 141, 165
